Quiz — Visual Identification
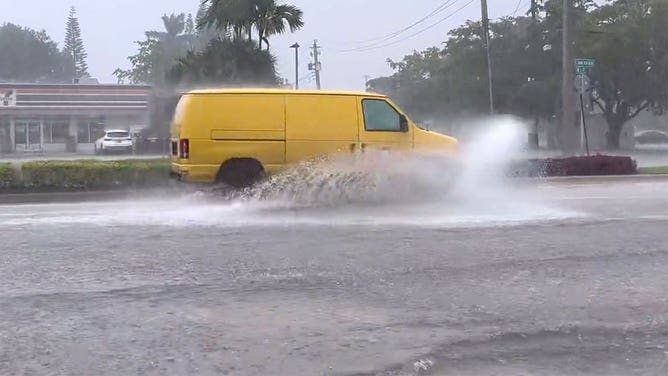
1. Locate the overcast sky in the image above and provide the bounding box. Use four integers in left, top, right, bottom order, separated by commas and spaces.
1, 0, 528, 90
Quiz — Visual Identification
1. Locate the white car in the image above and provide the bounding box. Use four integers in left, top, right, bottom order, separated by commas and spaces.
94, 130, 134, 154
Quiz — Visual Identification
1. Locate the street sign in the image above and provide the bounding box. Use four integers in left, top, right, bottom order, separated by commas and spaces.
575, 58, 595, 74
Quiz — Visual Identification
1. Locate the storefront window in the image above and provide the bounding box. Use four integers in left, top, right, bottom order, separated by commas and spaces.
14, 122, 27, 145
0, 117, 10, 151
77, 117, 105, 143
14, 119, 41, 149
44, 118, 70, 144
0, 117, 9, 137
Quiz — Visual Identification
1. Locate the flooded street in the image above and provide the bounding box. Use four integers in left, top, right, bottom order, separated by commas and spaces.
1, 177, 668, 376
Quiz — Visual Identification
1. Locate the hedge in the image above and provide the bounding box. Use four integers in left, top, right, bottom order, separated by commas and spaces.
512, 155, 638, 177
0, 163, 20, 189
0, 155, 654, 194
0, 159, 171, 193
638, 166, 668, 175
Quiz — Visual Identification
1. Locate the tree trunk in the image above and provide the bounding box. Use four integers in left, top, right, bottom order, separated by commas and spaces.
606, 118, 623, 149
605, 101, 632, 150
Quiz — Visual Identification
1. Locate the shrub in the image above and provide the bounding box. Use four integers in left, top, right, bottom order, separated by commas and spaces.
1, 159, 171, 192
0, 163, 20, 189
638, 166, 668, 175
523, 155, 638, 177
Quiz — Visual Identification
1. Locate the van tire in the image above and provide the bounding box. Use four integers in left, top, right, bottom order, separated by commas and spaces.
216, 158, 266, 189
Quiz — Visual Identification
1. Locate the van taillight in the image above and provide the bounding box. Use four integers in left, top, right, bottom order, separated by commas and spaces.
179, 139, 189, 159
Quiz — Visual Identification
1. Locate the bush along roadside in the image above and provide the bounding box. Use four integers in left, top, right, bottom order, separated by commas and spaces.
509, 155, 638, 178
0, 159, 172, 193
638, 166, 668, 175
0, 163, 21, 190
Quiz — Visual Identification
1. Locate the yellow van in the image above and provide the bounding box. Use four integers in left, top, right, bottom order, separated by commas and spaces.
170, 88, 457, 187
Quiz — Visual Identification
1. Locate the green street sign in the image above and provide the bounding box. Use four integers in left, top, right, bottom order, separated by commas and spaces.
575, 58, 595, 74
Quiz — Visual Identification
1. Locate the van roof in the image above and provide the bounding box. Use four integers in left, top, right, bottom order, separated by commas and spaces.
185, 88, 387, 98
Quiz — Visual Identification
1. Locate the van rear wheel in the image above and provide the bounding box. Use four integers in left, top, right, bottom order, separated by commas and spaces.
216, 158, 266, 189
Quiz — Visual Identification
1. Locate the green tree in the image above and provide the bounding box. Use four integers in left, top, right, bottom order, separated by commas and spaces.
254, 0, 304, 50
199, 0, 255, 41
369, 0, 667, 149
113, 12, 210, 85
63, 6, 89, 79
0, 23, 71, 82
369, 17, 559, 121
198, 0, 303, 49
167, 38, 279, 87
582, 0, 668, 148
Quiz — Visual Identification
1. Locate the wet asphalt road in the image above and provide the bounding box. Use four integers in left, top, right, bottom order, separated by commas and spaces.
1, 178, 668, 376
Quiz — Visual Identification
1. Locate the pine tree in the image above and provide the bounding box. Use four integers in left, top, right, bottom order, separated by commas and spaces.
63, 6, 89, 79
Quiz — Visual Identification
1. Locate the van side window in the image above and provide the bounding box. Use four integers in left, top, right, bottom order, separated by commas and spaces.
362, 99, 401, 132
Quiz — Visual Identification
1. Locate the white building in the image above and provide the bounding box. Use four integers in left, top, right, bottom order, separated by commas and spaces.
0, 83, 152, 154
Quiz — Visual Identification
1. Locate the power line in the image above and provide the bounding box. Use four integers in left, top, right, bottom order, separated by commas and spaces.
336, 0, 475, 53
298, 72, 313, 82
330, 0, 460, 49
512, 0, 526, 16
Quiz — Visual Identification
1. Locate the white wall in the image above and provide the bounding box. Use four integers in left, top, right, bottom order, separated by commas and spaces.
104, 115, 147, 131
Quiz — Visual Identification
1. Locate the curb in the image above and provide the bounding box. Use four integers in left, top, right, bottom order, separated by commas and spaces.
0, 189, 181, 205
516, 174, 668, 184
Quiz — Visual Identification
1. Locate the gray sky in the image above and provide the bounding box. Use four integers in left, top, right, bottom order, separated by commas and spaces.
0, 0, 526, 90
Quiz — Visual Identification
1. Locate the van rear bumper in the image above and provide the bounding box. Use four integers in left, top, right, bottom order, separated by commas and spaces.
170, 163, 218, 184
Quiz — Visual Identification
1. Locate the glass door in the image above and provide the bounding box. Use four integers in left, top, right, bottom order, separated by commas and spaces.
28, 122, 41, 151
15, 120, 41, 152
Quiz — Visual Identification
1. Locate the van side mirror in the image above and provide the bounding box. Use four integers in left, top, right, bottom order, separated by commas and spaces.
399, 115, 409, 132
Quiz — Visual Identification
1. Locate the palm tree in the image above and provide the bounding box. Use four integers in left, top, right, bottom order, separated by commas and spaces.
198, 0, 304, 50
145, 13, 193, 52
168, 38, 279, 87
254, 0, 304, 50
198, 0, 255, 42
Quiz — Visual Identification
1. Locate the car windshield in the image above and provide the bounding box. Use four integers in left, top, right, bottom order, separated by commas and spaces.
106, 132, 129, 138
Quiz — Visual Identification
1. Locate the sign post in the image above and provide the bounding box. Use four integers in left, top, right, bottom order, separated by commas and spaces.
575, 58, 595, 155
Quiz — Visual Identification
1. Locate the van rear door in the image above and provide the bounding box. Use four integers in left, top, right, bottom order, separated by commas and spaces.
357, 97, 412, 152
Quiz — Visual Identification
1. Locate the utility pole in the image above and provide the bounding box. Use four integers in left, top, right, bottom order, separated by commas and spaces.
480, 0, 494, 115
290, 42, 300, 89
529, 0, 540, 149
561, 0, 576, 150
309, 40, 322, 90
364, 75, 371, 91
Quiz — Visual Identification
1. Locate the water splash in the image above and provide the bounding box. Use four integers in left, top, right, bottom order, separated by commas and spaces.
236, 116, 531, 209
0, 117, 582, 228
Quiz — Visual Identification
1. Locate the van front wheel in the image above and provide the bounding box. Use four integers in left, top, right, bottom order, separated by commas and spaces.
216, 158, 266, 189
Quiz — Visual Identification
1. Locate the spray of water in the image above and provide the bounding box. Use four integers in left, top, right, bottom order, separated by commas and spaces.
236, 116, 528, 208
173, 115, 574, 226
1, 117, 581, 228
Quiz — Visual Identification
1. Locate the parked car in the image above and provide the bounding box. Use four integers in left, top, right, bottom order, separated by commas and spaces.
635, 130, 668, 144
94, 129, 134, 154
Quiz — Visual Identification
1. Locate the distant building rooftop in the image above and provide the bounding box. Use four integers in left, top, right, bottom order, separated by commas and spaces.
0, 83, 152, 114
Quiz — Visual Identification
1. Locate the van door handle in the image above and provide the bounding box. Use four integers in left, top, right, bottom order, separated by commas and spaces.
361, 143, 367, 151
349, 143, 356, 152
